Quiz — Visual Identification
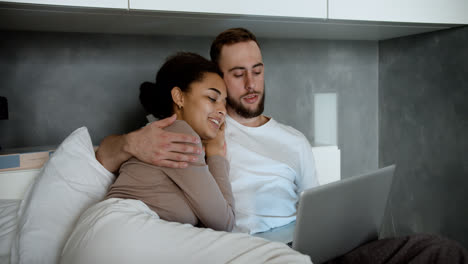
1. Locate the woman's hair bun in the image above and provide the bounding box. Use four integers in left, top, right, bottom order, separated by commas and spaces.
139, 82, 158, 117
139, 52, 222, 119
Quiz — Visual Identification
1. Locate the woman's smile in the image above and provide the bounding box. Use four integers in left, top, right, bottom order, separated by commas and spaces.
208, 116, 223, 129
178, 72, 227, 140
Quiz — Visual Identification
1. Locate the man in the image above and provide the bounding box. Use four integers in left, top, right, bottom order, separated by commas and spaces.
97, 28, 467, 263
210, 28, 319, 234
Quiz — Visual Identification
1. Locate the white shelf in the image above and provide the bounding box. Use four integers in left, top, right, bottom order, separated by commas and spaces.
1, 0, 127, 9
130, 0, 326, 19
0, 0, 463, 40
329, 0, 468, 25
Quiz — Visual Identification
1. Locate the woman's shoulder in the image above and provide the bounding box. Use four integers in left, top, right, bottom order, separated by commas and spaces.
164, 120, 200, 139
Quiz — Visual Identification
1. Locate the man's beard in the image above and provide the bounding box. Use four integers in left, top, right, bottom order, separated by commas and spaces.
227, 90, 265, 119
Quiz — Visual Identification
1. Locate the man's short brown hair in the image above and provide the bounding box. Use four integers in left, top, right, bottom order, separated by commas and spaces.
210, 28, 259, 65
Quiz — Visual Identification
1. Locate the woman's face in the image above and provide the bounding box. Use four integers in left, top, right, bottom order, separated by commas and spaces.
179, 72, 227, 140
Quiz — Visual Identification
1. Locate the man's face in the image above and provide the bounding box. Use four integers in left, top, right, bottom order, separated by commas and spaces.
218, 41, 265, 119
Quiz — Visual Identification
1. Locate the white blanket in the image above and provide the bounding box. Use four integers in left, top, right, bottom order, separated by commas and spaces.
61, 198, 311, 264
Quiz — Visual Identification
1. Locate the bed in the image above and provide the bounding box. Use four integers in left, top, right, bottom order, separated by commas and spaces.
0, 127, 317, 264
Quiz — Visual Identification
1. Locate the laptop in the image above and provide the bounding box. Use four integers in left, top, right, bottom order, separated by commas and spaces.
291, 165, 396, 263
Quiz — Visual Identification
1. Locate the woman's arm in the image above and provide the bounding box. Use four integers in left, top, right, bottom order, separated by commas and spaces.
202, 124, 235, 228
162, 122, 235, 231
204, 155, 236, 229
96, 115, 202, 173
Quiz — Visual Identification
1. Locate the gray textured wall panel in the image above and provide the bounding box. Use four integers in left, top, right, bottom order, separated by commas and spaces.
0, 31, 212, 148
0, 31, 379, 179
262, 39, 379, 178
379, 26, 468, 248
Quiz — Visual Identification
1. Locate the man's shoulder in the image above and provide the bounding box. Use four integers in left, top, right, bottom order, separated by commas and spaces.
225, 115, 310, 146
270, 119, 309, 142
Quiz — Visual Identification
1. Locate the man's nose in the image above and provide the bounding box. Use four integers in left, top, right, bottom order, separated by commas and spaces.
245, 72, 255, 91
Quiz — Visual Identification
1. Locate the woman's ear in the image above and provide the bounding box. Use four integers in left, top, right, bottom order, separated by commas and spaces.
171, 87, 184, 109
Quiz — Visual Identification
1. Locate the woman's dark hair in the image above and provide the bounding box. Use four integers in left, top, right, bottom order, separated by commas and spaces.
140, 52, 222, 119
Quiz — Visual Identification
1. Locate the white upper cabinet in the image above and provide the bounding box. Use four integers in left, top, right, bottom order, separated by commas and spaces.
1, 0, 127, 9
129, 0, 327, 19
0, 0, 464, 40
328, 0, 468, 24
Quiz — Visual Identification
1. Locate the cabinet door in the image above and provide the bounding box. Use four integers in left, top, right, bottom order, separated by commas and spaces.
329, 0, 468, 24
130, 0, 326, 19
1, 0, 128, 9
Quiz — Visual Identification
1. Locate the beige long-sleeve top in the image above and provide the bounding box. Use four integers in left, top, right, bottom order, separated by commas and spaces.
106, 120, 235, 231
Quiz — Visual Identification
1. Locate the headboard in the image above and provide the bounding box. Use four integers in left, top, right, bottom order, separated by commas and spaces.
0, 149, 52, 199
0, 169, 40, 199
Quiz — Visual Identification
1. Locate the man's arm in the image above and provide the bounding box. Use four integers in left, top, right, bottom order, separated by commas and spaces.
96, 114, 202, 173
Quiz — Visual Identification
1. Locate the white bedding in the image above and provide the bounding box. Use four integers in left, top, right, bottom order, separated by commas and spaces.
61, 198, 311, 264
1, 198, 309, 264
1, 127, 312, 264
0, 199, 20, 264
0, 198, 311, 264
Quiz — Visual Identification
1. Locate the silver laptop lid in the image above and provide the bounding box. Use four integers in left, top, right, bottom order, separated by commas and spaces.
293, 165, 396, 264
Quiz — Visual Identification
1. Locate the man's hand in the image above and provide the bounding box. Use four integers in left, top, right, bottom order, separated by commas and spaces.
125, 114, 202, 168
202, 123, 227, 158
96, 114, 202, 173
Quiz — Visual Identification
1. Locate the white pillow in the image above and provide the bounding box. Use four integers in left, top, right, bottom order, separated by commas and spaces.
10, 127, 115, 264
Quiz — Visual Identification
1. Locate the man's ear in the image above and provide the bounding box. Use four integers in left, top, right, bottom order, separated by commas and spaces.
171, 87, 184, 109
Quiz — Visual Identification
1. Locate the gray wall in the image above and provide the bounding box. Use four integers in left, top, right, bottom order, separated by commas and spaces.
0, 31, 212, 148
263, 39, 378, 179
0, 30, 379, 179
379, 26, 468, 248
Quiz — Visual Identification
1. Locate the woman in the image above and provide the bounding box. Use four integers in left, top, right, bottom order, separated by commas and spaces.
105, 52, 234, 231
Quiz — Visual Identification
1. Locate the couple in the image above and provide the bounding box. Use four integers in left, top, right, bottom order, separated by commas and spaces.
61, 28, 315, 263
97, 27, 318, 235
63, 28, 467, 263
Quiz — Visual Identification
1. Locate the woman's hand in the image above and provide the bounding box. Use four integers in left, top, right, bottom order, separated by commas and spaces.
202, 123, 226, 158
